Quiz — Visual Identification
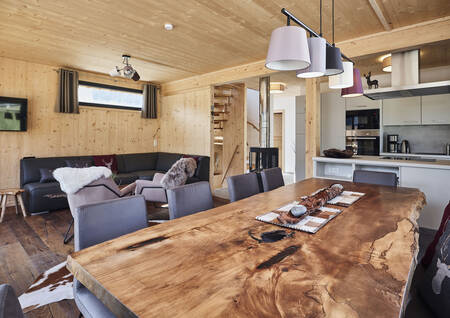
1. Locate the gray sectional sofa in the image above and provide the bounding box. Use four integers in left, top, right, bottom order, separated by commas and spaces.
20, 152, 210, 214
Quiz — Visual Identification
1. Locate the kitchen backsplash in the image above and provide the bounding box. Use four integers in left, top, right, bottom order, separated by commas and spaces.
383, 125, 450, 154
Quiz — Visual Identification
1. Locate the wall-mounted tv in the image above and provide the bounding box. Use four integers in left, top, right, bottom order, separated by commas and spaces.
0, 97, 28, 131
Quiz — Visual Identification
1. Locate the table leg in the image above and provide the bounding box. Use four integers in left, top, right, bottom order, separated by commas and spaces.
14, 195, 19, 215
17, 193, 27, 218
0, 195, 7, 223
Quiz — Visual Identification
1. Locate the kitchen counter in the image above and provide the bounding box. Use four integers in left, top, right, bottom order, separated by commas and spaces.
313, 155, 450, 229
314, 155, 450, 170
380, 152, 450, 160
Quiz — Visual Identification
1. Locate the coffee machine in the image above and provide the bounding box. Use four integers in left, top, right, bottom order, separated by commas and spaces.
387, 135, 399, 153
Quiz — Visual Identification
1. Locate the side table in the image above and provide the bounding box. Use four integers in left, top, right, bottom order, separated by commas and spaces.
0, 188, 27, 223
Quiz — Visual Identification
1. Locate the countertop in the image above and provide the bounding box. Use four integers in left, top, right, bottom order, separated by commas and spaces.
314, 155, 450, 170
380, 152, 450, 160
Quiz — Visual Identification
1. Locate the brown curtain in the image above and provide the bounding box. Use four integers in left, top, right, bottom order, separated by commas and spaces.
141, 84, 157, 119
56, 69, 79, 113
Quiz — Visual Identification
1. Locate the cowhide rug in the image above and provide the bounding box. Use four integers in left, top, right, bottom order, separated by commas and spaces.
19, 261, 74, 313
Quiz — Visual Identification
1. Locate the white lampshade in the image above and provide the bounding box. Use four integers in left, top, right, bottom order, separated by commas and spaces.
266, 26, 310, 71
329, 61, 353, 89
296, 37, 326, 78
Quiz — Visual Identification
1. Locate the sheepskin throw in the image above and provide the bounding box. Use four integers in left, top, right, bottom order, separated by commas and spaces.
161, 158, 197, 189
53, 167, 112, 194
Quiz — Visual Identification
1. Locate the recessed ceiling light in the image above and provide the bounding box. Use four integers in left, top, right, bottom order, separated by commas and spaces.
164, 23, 173, 31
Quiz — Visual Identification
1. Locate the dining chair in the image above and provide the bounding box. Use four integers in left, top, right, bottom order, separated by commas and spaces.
352, 170, 397, 186
54, 167, 136, 244
0, 284, 24, 318
260, 167, 285, 192
167, 181, 214, 219
417, 220, 450, 318
226, 172, 261, 202
73, 195, 148, 318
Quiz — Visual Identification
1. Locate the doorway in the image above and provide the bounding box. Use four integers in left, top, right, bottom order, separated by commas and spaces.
273, 111, 284, 171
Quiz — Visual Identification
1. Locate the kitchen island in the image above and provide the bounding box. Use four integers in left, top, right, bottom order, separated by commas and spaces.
313, 155, 450, 229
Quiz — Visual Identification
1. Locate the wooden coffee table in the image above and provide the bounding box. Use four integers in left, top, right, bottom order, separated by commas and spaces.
0, 188, 27, 223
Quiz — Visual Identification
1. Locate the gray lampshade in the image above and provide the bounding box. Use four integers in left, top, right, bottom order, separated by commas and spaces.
296, 37, 326, 78
266, 26, 311, 71
324, 45, 344, 76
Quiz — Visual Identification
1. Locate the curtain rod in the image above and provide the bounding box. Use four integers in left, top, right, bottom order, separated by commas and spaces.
281, 8, 354, 64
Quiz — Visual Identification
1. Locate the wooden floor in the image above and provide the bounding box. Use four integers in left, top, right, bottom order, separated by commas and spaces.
0, 199, 227, 317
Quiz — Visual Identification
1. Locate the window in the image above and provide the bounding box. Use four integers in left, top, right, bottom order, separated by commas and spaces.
78, 81, 143, 110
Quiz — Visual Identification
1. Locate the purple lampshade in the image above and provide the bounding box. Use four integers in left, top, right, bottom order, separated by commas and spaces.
266, 26, 310, 71
341, 68, 363, 97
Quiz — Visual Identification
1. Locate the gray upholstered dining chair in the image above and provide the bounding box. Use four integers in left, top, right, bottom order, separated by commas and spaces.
260, 167, 285, 192
352, 170, 397, 186
54, 167, 136, 244
167, 181, 214, 220
0, 284, 24, 318
226, 172, 261, 202
73, 195, 148, 318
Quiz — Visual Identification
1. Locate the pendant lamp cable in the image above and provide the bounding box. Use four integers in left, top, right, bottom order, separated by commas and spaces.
319, 0, 322, 36
332, 0, 335, 46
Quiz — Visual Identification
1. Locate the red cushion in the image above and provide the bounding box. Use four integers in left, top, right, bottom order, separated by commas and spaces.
421, 201, 450, 268
93, 154, 118, 173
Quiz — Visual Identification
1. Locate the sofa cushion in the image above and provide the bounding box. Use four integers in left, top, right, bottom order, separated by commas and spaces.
195, 156, 210, 180
114, 173, 139, 186
156, 153, 182, 172
93, 155, 118, 173
117, 153, 158, 173
39, 168, 56, 183
21, 157, 77, 186
135, 170, 164, 180
65, 158, 93, 168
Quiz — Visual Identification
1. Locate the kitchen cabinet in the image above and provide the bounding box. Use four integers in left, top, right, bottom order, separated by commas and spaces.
321, 92, 345, 152
421, 94, 450, 125
345, 96, 380, 110
382, 96, 421, 126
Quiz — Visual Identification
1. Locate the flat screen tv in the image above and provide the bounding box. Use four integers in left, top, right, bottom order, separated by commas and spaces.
0, 96, 27, 131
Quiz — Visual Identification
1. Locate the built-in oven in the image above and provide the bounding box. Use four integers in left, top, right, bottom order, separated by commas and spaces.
346, 109, 380, 130
346, 130, 380, 155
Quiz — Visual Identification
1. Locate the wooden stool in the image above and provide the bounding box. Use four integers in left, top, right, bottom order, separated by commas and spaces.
0, 188, 27, 223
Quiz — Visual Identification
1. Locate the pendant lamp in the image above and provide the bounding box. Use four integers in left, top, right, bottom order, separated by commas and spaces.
329, 61, 353, 89
297, 0, 326, 78
324, 0, 344, 76
266, 25, 311, 71
341, 68, 363, 97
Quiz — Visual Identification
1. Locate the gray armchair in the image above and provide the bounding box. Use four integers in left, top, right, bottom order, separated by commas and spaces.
0, 284, 24, 318
73, 195, 148, 318
135, 173, 167, 204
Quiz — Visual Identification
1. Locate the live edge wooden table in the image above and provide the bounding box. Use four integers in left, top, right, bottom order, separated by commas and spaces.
67, 178, 425, 318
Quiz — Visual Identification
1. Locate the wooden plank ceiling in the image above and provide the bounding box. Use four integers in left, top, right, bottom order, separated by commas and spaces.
0, 0, 449, 82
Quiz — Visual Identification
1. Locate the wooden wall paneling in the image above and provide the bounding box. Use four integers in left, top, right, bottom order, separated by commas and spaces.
0, 56, 159, 190
159, 87, 211, 157
305, 78, 321, 178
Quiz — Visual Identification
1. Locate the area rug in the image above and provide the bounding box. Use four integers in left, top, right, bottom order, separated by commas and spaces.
18, 261, 74, 313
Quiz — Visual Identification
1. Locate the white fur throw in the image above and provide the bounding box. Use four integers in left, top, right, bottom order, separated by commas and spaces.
161, 158, 197, 189
53, 167, 112, 194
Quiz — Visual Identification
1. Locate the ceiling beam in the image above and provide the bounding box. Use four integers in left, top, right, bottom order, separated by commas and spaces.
367, 0, 392, 31
162, 17, 450, 95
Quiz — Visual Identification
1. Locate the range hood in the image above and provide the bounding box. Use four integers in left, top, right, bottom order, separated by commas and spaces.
364, 50, 450, 100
